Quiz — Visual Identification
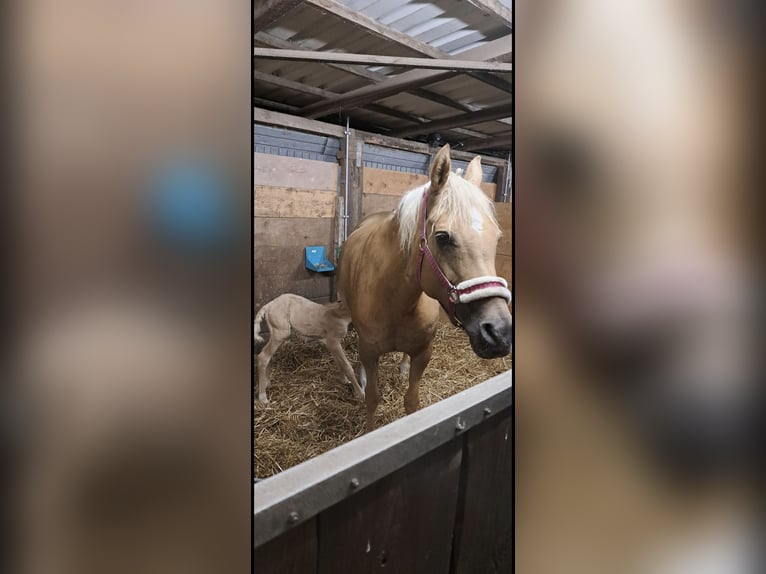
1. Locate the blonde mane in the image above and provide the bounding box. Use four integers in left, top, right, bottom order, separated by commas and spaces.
396, 172, 500, 251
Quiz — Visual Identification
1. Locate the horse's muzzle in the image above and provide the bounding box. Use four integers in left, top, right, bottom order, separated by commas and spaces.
461, 298, 513, 359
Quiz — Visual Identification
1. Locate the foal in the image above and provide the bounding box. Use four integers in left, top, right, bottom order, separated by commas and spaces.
254, 294, 364, 403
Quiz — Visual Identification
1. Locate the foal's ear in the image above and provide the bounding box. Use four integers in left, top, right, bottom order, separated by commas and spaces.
430, 144, 451, 191
464, 156, 483, 186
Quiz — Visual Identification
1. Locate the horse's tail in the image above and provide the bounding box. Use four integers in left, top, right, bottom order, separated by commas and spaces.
253, 303, 269, 344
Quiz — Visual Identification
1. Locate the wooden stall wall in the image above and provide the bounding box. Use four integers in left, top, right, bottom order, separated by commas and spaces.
254, 153, 338, 307
253, 406, 513, 574
495, 202, 512, 285
362, 168, 497, 218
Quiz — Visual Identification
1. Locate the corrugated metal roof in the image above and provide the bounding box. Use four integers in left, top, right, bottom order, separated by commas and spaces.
254, 0, 512, 156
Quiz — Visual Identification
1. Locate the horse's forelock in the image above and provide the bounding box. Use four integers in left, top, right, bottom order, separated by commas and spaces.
396, 173, 499, 252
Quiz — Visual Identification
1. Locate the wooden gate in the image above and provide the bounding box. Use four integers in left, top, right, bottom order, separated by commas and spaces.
253, 370, 512, 573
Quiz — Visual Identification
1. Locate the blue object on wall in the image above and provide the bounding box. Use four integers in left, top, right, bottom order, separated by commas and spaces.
305, 246, 335, 273
148, 159, 234, 253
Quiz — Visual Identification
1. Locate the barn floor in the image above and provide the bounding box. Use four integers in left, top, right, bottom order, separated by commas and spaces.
254, 321, 512, 478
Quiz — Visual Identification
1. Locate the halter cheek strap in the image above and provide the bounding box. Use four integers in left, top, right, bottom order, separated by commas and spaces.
416, 187, 512, 327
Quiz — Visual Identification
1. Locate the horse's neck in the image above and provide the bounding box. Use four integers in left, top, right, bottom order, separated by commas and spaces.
382, 218, 424, 309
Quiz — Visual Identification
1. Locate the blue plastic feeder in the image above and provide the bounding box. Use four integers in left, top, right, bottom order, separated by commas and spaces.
305, 246, 335, 273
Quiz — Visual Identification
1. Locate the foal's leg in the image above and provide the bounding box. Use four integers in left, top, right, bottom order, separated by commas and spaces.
404, 345, 433, 414
256, 330, 287, 403
358, 343, 381, 432
399, 354, 411, 379
325, 339, 365, 400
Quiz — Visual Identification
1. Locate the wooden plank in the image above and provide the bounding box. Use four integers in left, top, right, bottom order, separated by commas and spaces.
480, 183, 497, 199
305, 0, 445, 59
301, 0, 513, 94
363, 168, 428, 197
362, 193, 401, 218
496, 255, 512, 284
451, 409, 513, 574
254, 271, 332, 308
254, 217, 334, 248
255, 186, 336, 218
253, 48, 513, 73
363, 168, 494, 201
253, 32, 476, 114
360, 132, 507, 166
496, 202, 512, 236
390, 105, 511, 138
252, 516, 317, 573
254, 153, 338, 191
254, 108, 346, 138
317, 438, 462, 574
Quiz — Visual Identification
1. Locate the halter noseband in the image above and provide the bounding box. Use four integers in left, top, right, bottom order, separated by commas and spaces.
416, 186, 512, 327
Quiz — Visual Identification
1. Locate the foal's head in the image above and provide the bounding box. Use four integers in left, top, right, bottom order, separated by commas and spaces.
398, 145, 512, 358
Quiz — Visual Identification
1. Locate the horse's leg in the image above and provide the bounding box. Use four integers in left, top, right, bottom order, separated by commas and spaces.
404, 345, 433, 414
325, 339, 365, 400
256, 331, 286, 403
359, 343, 380, 432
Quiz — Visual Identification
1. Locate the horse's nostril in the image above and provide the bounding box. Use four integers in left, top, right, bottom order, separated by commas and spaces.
481, 321, 498, 343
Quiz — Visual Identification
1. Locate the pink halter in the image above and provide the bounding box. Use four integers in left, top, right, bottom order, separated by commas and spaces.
416, 186, 512, 327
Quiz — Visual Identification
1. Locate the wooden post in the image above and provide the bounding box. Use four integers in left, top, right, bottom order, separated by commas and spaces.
330, 195, 345, 302
340, 130, 364, 234
494, 159, 510, 203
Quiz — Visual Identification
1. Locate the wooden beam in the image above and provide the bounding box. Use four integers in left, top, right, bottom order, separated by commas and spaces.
253, 0, 303, 33
468, 71, 513, 95
254, 70, 457, 130
390, 106, 512, 138
466, 0, 513, 30
253, 48, 513, 73
254, 108, 346, 138
299, 37, 511, 119
302, 70, 457, 119
302, 0, 513, 92
458, 134, 512, 152
304, 0, 445, 59
253, 69, 334, 99
253, 97, 299, 114
254, 32, 477, 114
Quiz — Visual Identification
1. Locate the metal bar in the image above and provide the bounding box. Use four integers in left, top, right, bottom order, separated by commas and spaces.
253, 370, 512, 548
253, 48, 513, 73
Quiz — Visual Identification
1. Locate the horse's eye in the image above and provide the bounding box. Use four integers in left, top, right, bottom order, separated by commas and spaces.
434, 231, 453, 247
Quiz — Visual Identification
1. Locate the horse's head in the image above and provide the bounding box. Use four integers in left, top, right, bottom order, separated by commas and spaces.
516, 0, 760, 472
403, 144, 512, 359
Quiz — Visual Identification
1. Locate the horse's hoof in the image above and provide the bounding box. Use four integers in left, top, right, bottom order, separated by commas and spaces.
258, 394, 269, 404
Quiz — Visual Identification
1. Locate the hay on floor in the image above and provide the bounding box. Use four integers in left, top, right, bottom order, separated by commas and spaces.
253, 321, 511, 478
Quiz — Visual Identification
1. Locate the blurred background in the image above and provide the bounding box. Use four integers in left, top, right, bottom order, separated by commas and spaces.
6, 1, 250, 573
514, 0, 763, 573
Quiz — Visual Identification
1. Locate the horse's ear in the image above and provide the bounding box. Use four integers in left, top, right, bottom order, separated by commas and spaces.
430, 144, 451, 191
464, 156, 483, 186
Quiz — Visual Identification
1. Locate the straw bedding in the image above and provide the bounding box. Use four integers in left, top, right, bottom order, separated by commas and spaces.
253, 321, 512, 478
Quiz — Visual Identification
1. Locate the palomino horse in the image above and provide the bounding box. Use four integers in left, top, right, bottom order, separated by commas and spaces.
338, 144, 512, 431
515, 0, 761, 571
